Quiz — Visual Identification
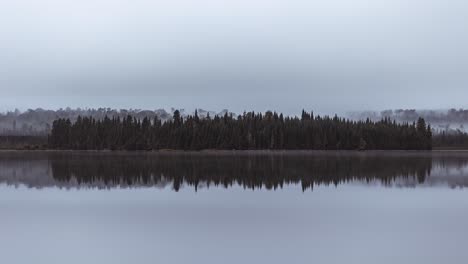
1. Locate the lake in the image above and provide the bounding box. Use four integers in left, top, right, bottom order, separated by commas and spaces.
1, 151, 468, 264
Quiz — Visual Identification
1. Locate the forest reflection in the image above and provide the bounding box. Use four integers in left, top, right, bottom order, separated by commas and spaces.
3, 151, 468, 191
48, 152, 437, 191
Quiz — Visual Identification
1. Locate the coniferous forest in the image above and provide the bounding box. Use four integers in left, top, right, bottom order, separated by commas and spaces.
48, 110, 432, 150
432, 130, 468, 149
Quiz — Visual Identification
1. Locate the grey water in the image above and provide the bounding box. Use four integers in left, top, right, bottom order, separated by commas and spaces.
1, 151, 468, 264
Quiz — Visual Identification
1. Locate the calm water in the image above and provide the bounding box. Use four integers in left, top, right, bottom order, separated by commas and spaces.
1, 151, 468, 264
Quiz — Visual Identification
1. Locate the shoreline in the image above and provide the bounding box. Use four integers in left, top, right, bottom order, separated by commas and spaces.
0, 148, 465, 154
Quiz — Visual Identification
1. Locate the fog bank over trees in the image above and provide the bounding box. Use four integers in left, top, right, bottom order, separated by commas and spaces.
347, 109, 468, 133
1, 107, 468, 136
0, 108, 230, 136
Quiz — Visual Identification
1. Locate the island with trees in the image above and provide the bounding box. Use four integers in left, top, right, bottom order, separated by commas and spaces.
47, 110, 433, 151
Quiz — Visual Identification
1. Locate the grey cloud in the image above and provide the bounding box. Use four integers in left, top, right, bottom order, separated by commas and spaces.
1, 0, 468, 113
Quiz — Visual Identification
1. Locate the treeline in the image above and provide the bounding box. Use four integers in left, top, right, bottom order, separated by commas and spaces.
349, 108, 468, 123
48, 110, 432, 150
0, 136, 47, 150
433, 130, 468, 149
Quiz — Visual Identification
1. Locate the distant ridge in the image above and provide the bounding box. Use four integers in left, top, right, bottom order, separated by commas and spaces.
0, 108, 233, 136
347, 108, 468, 133
3, 107, 468, 136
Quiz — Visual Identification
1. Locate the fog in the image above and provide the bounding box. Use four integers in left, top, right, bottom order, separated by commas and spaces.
1, 0, 468, 113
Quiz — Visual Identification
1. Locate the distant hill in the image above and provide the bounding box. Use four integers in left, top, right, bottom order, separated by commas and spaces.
3, 107, 468, 136
347, 109, 468, 133
0, 108, 232, 136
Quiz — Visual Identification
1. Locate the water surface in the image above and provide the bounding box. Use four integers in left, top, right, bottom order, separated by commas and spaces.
1, 151, 468, 264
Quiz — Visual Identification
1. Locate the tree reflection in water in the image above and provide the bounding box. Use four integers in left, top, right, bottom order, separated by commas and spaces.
43, 151, 436, 191
5, 151, 468, 191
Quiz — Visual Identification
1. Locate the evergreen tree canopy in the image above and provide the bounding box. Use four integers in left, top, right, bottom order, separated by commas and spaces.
48, 110, 432, 150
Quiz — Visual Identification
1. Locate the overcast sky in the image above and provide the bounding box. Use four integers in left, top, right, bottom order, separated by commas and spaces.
1, 0, 468, 114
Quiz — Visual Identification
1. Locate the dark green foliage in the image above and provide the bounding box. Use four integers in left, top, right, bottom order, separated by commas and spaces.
0, 136, 47, 150
48, 111, 432, 150
433, 130, 468, 149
